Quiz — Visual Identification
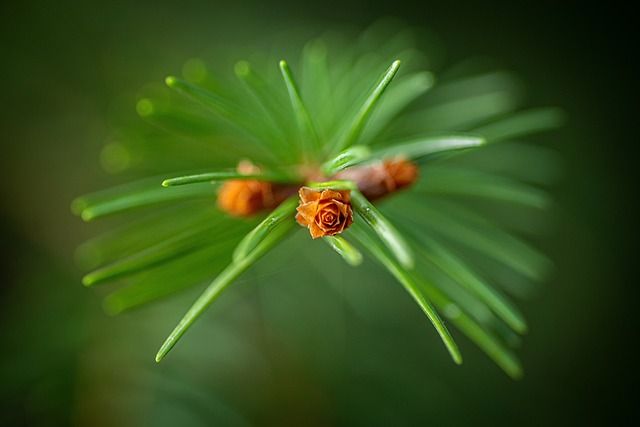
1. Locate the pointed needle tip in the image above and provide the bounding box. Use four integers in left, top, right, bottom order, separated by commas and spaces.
70, 198, 86, 215
80, 211, 94, 222
155, 347, 167, 362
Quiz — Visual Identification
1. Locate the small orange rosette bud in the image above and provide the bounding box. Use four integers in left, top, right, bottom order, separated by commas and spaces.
295, 187, 354, 239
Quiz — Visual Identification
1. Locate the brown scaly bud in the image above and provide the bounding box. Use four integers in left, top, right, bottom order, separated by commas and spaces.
295, 187, 354, 239
217, 160, 299, 217
217, 179, 275, 217
217, 161, 275, 217
332, 158, 419, 201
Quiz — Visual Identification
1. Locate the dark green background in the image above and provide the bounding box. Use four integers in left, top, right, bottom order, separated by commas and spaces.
1, 0, 635, 425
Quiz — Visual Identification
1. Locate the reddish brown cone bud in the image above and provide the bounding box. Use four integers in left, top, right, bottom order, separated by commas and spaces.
332, 158, 419, 201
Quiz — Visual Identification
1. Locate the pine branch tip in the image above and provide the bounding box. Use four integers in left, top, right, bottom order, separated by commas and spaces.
72, 38, 555, 376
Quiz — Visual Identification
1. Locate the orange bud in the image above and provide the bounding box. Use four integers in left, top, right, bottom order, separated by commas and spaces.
217, 179, 275, 217
383, 158, 419, 190
296, 187, 354, 238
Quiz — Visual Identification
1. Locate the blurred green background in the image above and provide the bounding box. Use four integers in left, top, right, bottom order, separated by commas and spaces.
0, 0, 635, 426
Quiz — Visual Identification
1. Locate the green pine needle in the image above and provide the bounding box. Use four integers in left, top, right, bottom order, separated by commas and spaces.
390, 198, 552, 282
232, 197, 298, 262
279, 60, 321, 160
102, 227, 251, 315
413, 234, 528, 333
165, 76, 248, 126
360, 71, 434, 141
351, 225, 462, 365
162, 170, 299, 187
321, 145, 371, 176
371, 134, 485, 161
82, 221, 218, 286
350, 189, 414, 269
234, 60, 298, 162
333, 60, 401, 152
416, 166, 551, 209
156, 219, 295, 362
472, 107, 566, 143
73, 181, 217, 221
